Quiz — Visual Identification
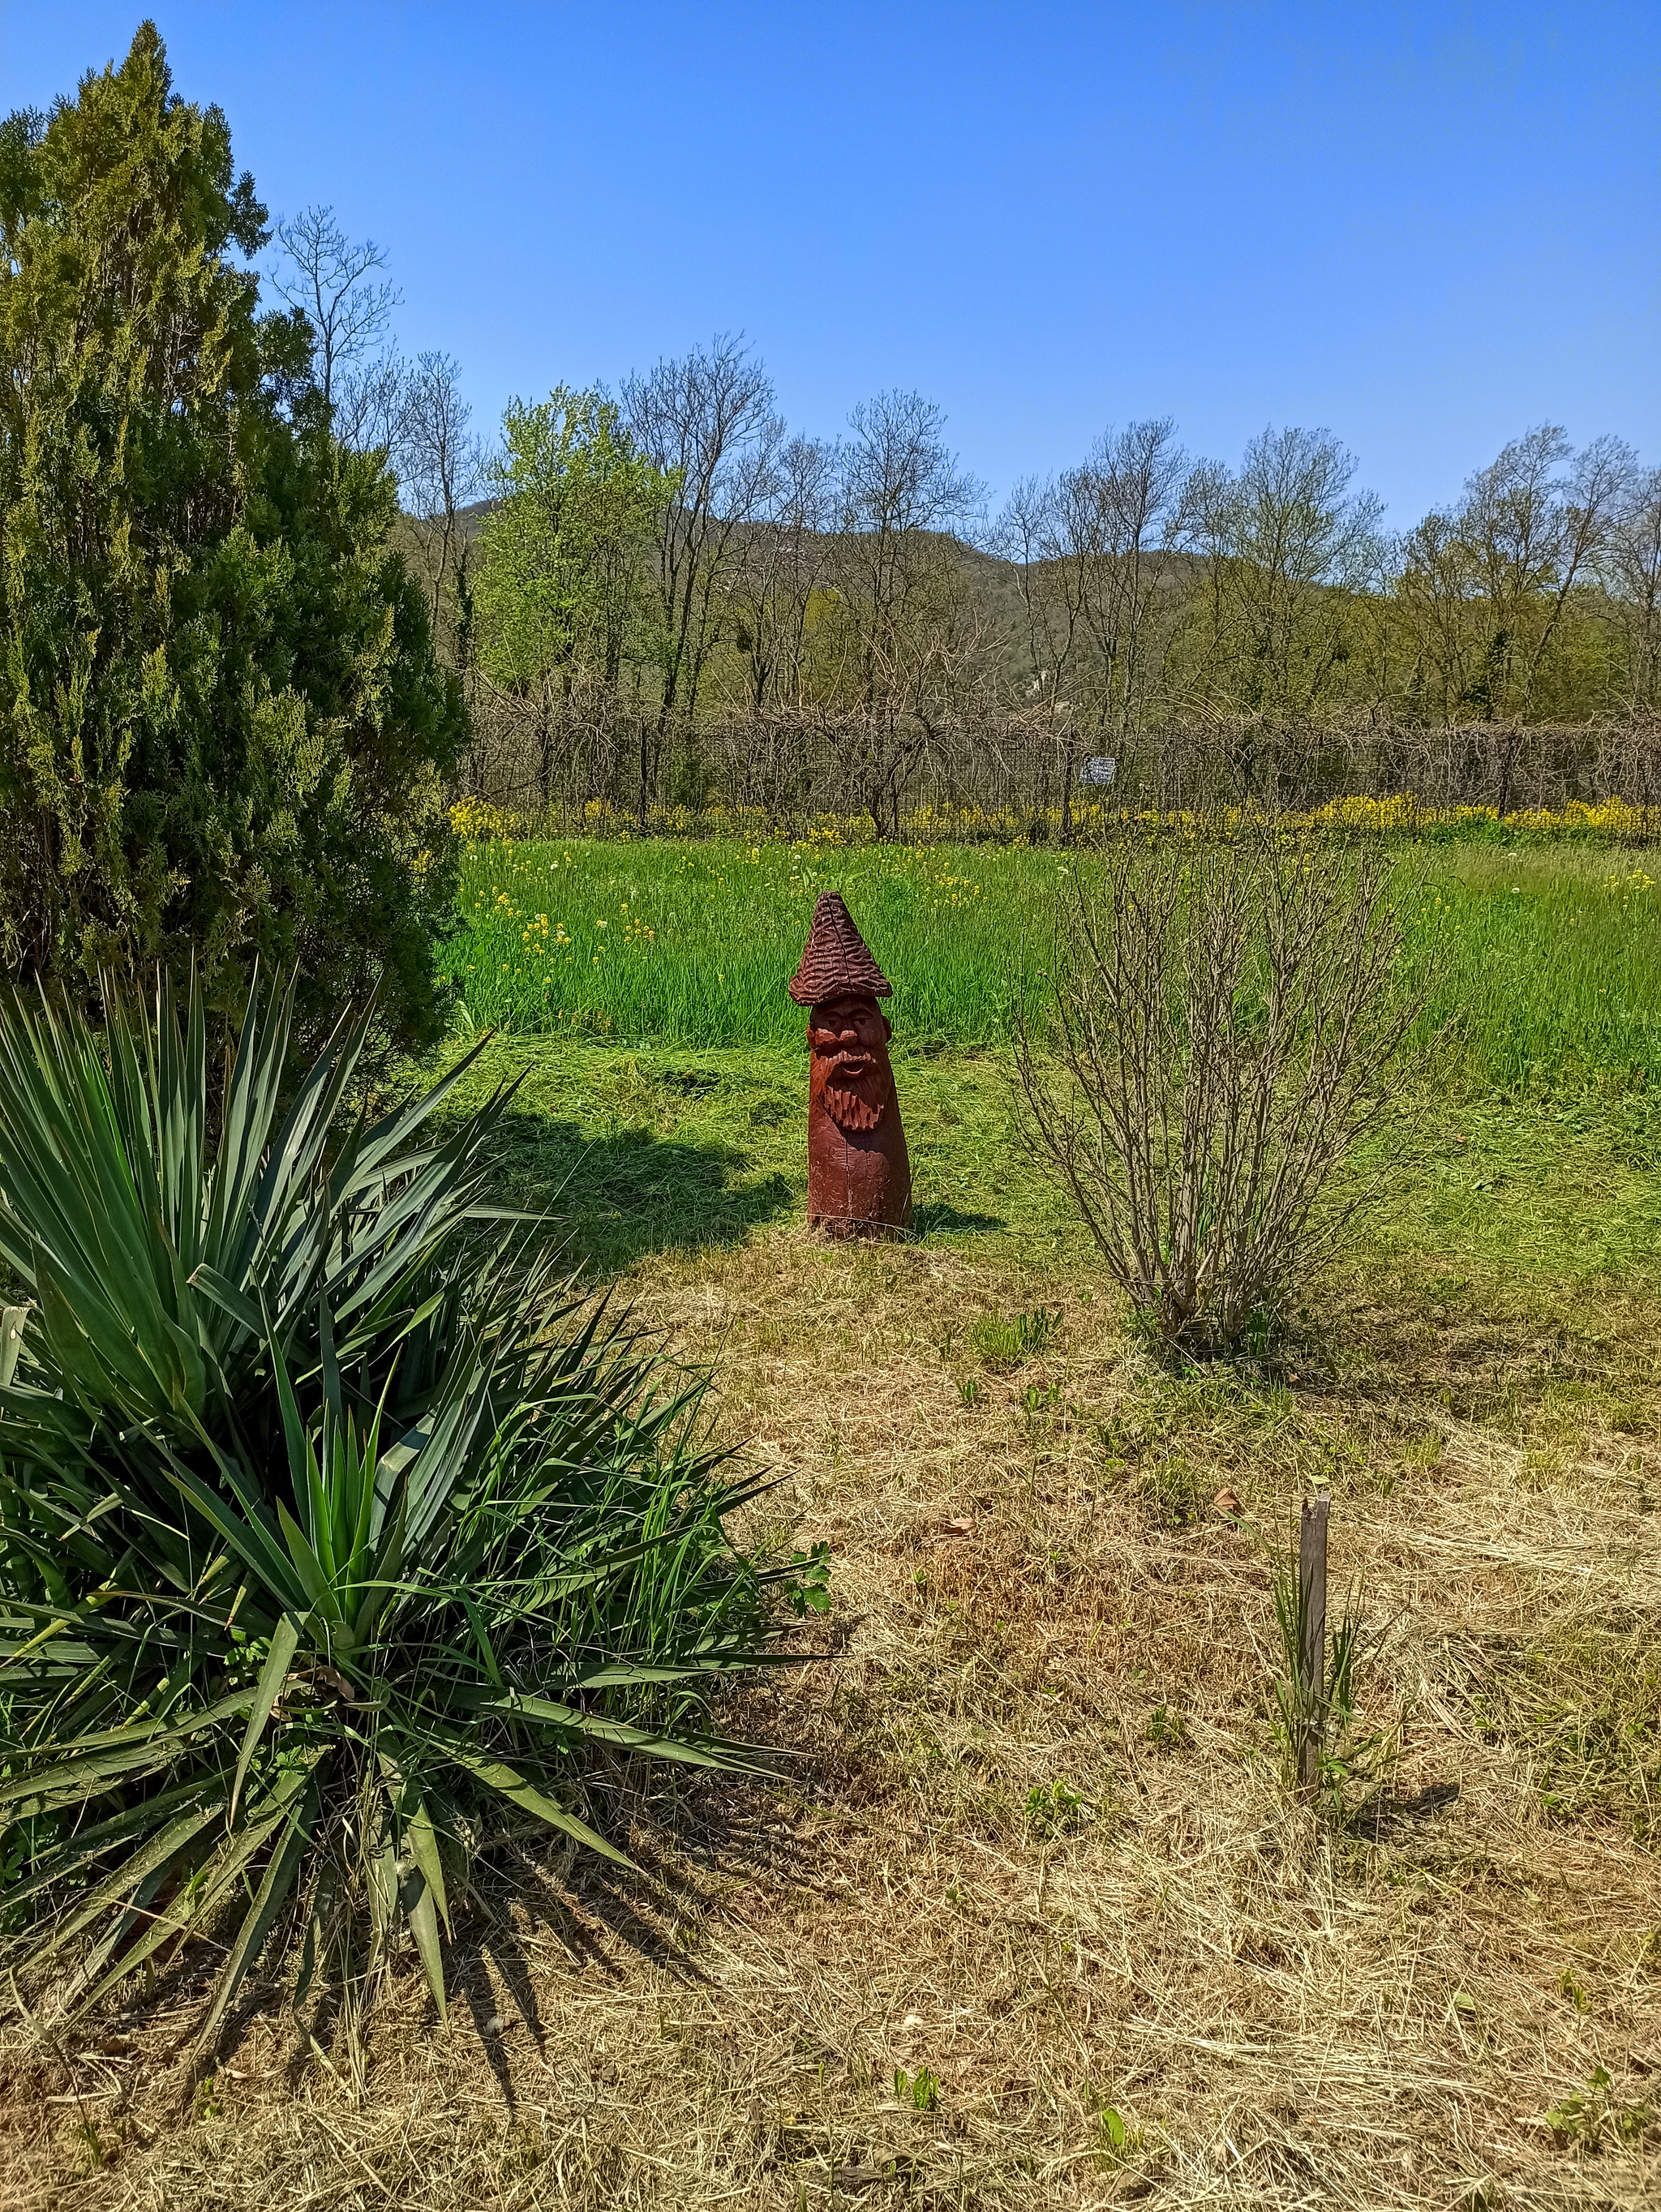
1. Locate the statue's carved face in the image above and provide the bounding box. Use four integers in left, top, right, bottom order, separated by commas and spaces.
807, 993, 893, 1132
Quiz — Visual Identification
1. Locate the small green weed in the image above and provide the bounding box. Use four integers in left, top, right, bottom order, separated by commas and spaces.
972, 1306, 1061, 1372
1096, 2104, 1144, 2165
785, 1542, 832, 1615
1545, 2064, 1655, 2150
1147, 1702, 1190, 1751
895, 2065, 939, 2112
1026, 1777, 1091, 1836
71, 2117, 107, 2171
1558, 1967, 1590, 2013
1105, 1449, 1205, 1528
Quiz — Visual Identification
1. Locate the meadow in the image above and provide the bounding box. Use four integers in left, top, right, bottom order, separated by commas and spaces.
12, 824, 1661, 2212
442, 830, 1661, 1095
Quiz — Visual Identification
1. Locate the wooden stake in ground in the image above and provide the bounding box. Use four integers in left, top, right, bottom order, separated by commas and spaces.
1297, 1492, 1330, 1796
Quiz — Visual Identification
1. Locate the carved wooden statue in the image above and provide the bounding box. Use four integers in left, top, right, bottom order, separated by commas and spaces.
788, 892, 913, 1236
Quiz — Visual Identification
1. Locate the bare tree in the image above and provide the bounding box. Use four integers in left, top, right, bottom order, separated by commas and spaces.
1071, 419, 1195, 744
825, 390, 986, 834
723, 433, 839, 713
839, 388, 983, 572
996, 474, 1085, 710
1182, 427, 1385, 782
995, 419, 1193, 832
992, 471, 1091, 839
333, 352, 406, 456
396, 350, 487, 661
271, 205, 400, 410
622, 334, 781, 748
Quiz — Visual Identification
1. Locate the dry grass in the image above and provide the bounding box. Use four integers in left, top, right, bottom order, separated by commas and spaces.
5, 1214, 1661, 2210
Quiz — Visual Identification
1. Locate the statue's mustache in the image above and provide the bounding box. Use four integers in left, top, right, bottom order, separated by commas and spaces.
822, 1047, 879, 1079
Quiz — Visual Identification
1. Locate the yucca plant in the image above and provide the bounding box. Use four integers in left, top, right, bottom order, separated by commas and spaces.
0, 971, 805, 2054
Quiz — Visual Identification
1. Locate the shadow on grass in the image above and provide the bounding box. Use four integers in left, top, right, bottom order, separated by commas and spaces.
253, 1773, 823, 2103
912, 1201, 1006, 1237
488, 1110, 796, 1276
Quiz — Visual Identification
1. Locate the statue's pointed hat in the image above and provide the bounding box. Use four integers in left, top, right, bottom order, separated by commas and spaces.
788, 891, 892, 1006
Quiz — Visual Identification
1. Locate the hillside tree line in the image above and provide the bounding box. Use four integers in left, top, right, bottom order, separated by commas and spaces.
247, 147, 1661, 833
324, 302, 1661, 830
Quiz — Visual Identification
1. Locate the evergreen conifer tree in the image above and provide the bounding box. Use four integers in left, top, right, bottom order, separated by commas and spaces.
0, 24, 464, 1050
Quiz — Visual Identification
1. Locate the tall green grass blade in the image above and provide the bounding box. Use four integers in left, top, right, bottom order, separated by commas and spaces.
478, 1691, 775, 1773
405, 1795, 451, 1939
401, 1863, 447, 2021
20, 1794, 228, 1978
0, 1304, 26, 1387
0, 1691, 254, 1813
70, 1781, 301, 2019
274, 1500, 341, 1627
231, 1613, 301, 1821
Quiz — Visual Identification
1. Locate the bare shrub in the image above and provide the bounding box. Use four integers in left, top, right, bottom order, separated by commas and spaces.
1016, 818, 1423, 1354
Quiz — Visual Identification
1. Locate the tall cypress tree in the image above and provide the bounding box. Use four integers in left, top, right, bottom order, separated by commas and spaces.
0, 24, 464, 1051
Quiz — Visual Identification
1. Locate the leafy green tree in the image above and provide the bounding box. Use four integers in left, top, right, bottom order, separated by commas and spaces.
476, 388, 673, 801
0, 25, 464, 1052
1601, 465, 1661, 714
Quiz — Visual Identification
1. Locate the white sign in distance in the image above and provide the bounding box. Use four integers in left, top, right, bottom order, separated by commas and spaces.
1079, 756, 1117, 786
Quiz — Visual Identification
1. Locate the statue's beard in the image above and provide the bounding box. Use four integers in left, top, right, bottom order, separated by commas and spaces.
818, 1049, 888, 1132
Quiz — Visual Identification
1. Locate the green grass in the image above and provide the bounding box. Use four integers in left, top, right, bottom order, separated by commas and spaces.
433, 828, 1661, 1339
444, 837, 1031, 1048
440, 1034, 1661, 1301
443, 836, 1661, 1094
441, 1037, 1056, 1280
1420, 847, 1661, 1093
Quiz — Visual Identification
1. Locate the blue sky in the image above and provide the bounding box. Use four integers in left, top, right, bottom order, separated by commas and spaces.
4, 2, 1657, 526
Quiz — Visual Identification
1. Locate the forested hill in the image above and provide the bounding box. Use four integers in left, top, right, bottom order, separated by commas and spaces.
418, 499, 1205, 708
381, 379, 1654, 739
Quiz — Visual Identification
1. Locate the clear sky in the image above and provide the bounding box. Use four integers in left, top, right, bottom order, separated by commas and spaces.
4, 2, 1657, 528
